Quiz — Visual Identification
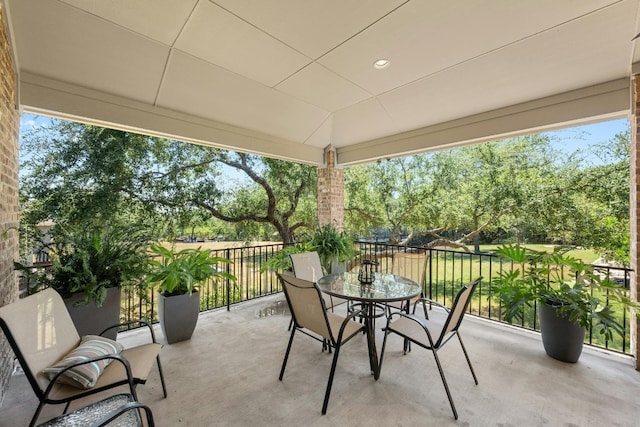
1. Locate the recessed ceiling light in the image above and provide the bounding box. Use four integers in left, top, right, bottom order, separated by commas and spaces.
373, 58, 390, 69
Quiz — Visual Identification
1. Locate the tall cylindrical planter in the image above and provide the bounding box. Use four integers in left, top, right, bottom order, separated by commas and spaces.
158, 290, 200, 344
539, 302, 585, 363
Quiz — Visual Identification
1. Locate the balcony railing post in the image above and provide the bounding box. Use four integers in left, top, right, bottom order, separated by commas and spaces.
226, 248, 231, 311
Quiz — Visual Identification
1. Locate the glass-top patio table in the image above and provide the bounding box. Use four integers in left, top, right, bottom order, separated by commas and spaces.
316, 271, 421, 380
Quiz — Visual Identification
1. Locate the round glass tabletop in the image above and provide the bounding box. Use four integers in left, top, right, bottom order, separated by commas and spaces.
316, 271, 420, 303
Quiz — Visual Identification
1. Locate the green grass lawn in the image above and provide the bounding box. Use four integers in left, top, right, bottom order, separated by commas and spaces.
478, 244, 600, 264
415, 244, 628, 352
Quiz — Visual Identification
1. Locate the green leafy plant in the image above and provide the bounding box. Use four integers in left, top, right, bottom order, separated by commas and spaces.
15, 223, 154, 306
260, 243, 312, 273
261, 225, 357, 274
308, 223, 357, 273
147, 244, 236, 296
492, 244, 639, 341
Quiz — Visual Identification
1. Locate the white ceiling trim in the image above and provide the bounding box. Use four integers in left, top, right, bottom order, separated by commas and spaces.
19, 72, 324, 165
17, 73, 631, 167
337, 79, 630, 165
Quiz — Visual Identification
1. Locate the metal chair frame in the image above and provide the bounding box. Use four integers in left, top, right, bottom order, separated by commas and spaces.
386, 251, 429, 318
278, 273, 365, 414
380, 277, 482, 420
36, 393, 155, 427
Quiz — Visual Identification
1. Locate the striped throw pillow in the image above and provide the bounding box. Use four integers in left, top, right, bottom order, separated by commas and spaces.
43, 335, 124, 389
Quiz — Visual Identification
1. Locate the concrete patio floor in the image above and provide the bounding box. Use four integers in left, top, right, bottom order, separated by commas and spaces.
1, 293, 639, 427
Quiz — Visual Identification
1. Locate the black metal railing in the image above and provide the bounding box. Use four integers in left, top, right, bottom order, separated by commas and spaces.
119, 243, 287, 325
353, 241, 634, 355
18, 241, 635, 355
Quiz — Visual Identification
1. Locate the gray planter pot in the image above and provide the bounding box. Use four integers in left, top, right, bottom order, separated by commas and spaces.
539, 302, 585, 363
64, 287, 121, 340
158, 290, 200, 344
330, 260, 346, 274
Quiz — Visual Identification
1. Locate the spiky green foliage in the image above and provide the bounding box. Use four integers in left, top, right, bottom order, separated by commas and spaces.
15, 223, 154, 306
308, 224, 357, 273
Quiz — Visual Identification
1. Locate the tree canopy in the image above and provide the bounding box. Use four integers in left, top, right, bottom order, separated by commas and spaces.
20, 117, 630, 264
20, 120, 316, 243
345, 131, 630, 263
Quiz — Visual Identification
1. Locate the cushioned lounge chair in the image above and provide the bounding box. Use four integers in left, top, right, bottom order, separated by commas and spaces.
0, 288, 167, 426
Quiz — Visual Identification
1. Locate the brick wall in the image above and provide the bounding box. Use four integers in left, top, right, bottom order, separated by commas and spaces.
0, 4, 20, 404
631, 76, 640, 369
317, 146, 344, 231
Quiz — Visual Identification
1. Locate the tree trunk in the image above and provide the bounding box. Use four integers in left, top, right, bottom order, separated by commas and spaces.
473, 214, 480, 252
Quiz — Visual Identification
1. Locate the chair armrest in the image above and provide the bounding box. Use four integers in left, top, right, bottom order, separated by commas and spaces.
344, 308, 365, 324
100, 319, 159, 344
43, 354, 134, 398
90, 401, 155, 427
336, 308, 366, 341
419, 298, 450, 313
387, 310, 428, 325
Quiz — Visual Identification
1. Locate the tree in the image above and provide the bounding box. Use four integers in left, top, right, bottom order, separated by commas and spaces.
412, 136, 555, 250
566, 131, 630, 264
343, 132, 629, 256
20, 119, 316, 243
345, 158, 421, 242
344, 163, 386, 238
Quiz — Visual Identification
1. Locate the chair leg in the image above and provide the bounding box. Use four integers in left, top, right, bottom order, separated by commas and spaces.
402, 302, 413, 353
156, 355, 168, 398
432, 349, 458, 420
403, 300, 410, 314
412, 299, 429, 319
322, 342, 342, 415
379, 327, 391, 376
29, 402, 45, 427
403, 337, 411, 354
279, 328, 296, 381
457, 332, 478, 385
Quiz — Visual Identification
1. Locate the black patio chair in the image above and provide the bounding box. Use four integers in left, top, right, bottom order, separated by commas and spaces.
278, 273, 365, 414
379, 277, 482, 420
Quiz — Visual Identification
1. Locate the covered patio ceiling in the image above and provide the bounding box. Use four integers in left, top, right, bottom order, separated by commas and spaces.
4, 0, 640, 166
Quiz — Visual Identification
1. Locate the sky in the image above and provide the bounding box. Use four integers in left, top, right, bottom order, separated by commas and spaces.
544, 118, 628, 152
19, 113, 630, 163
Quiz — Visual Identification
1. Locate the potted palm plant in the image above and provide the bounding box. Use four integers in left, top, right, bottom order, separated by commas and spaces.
261, 224, 357, 277
491, 244, 639, 362
146, 244, 236, 344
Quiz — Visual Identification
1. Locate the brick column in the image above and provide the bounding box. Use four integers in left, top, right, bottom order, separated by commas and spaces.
0, 4, 20, 404
631, 75, 640, 369
317, 146, 344, 231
